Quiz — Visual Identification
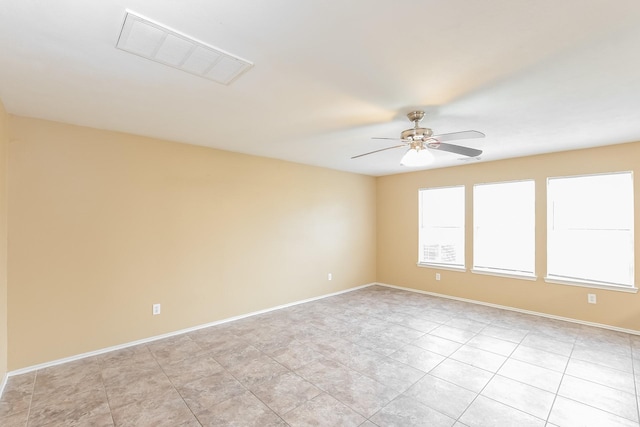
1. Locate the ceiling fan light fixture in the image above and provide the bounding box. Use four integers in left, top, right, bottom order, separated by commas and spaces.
400, 147, 434, 167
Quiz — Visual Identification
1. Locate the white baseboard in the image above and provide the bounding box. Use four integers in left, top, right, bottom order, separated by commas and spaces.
6, 283, 374, 378
374, 282, 640, 336
6, 280, 638, 394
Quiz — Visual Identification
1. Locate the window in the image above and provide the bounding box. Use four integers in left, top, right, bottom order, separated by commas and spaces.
418, 185, 465, 269
547, 172, 635, 289
473, 180, 535, 278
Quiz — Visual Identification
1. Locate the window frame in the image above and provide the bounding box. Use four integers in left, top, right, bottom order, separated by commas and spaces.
545, 171, 636, 293
417, 185, 466, 271
472, 179, 537, 280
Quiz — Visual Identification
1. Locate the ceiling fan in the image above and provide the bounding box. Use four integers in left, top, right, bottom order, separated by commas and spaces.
352, 111, 485, 166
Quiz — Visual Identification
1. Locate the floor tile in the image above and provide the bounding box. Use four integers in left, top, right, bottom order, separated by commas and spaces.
497, 358, 562, 393
466, 334, 518, 356
0, 373, 35, 418
177, 370, 246, 415
375, 323, 426, 343
195, 390, 286, 426
393, 315, 441, 333
558, 375, 638, 422
296, 357, 350, 388
214, 344, 263, 368
510, 345, 569, 372
0, 411, 31, 427
2, 286, 640, 426
450, 345, 507, 372
548, 395, 639, 427
481, 375, 555, 419
571, 344, 634, 373
389, 344, 446, 373
565, 357, 635, 394
269, 340, 324, 370
347, 354, 425, 393
97, 344, 154, 369
520, 333, 574, 357
323, 341, 380, 372
459, 395, 545, 427
147, 335, 205, 366
405, 374, 476, 419
27, 387, 111, 427
355, 334, 406, 356
370, 395, 455, 427
186, 328, 244, 351
429, 358, 493, 393
413, 334, 462, 357
161, 354, 225, 387
101, 352, 162, 387
33, 359, 103, 399
430, 325, 477, 344
322, 368, 399, 418
104, 370, 175, 410
297, 357, 399, 417
249, 371, 321, 416
479, 325, 528, 343
225, 353, 289, 387
282, 393, 365, 427
446, 317, 489, 333
110, 389, 199, 427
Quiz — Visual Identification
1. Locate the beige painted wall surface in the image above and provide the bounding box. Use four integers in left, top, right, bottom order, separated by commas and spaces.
7, 116, 376, 370
377, 142, 640, 331
0, 100, 8, 381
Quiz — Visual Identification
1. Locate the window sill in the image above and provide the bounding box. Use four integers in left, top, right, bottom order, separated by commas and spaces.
544, 277, 638, 293
472, 269, 537, 281
416, 262, 466, 273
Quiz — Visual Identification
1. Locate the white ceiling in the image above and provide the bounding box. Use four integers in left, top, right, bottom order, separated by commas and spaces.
1, 1, 640, 176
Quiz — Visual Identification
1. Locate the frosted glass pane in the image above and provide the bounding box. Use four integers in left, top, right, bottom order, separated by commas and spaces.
473, 180, 535, 274
547, 172, 634, 287
419, 186, 465, 266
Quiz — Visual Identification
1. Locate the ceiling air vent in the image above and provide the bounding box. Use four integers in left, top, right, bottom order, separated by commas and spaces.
116, 11, 253, 85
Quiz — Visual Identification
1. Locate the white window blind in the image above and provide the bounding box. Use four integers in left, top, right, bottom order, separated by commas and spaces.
473, 180, 535, 277
418, 186, 465, 269
547, 172, 635, 288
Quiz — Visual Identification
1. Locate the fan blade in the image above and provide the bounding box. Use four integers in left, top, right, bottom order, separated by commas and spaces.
431, 130, 485, 142
351, 144, 406, 159
372, 137, 404, 141
431, 142, 482, 157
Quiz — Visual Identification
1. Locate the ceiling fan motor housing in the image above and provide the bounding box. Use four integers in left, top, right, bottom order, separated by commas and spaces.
401, 127, 433, 141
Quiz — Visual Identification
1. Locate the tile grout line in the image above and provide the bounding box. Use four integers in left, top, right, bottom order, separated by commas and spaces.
561, 339, 640, 424
24, 369, 37, 427
5, 286, 640, 426
454, 326, 541, 424
151, 342, 204, 427
543, 333, 576, 425
96, 357, 118, 427
632, 340, 640, 426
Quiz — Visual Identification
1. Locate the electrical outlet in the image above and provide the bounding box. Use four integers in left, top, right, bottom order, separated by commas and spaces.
328, 273, 332, 281
152, 303, 161, 315
587, 294, 596, 304
436, 273, 441, 281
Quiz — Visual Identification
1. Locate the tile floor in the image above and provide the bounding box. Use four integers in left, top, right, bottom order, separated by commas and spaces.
1, 285, 640, 426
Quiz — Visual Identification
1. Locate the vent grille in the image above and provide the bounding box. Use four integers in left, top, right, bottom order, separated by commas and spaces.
116, 11, 253, 85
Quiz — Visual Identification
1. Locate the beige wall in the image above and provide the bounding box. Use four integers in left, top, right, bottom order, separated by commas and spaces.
6, 111, 640, 371
7, 116, 377, 370
377, 142, 640, 331
0, 100, 8, 382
